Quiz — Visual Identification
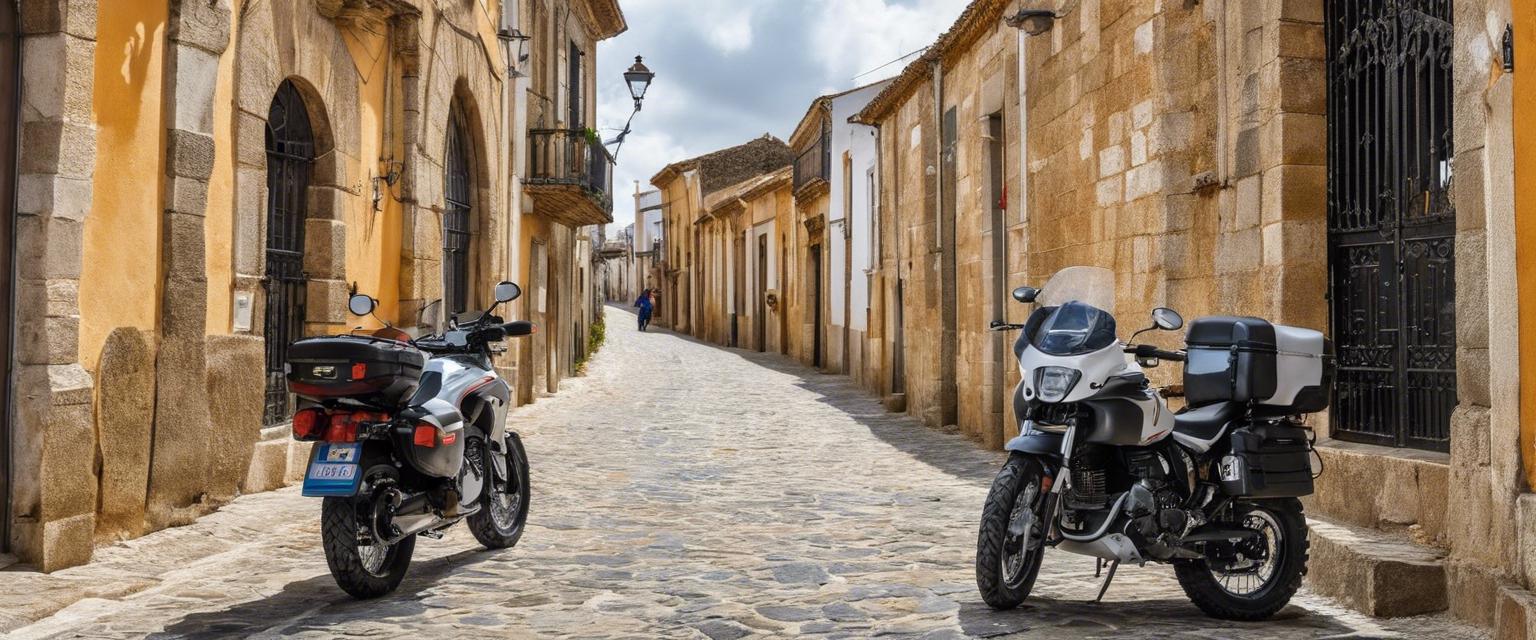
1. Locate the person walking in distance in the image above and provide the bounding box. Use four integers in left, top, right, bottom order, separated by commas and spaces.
635, 288, 655, 331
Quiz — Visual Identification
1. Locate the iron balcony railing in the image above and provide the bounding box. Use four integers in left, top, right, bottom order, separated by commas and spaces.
793, 130, 830, 191
527, 128, 615, 214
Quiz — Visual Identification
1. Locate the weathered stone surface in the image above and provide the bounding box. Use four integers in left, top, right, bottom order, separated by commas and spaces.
304, 277, 350, 325
0, 309, 1491, 638
145, 334, 212, 529
37, 514, 94, 574
241, 437, 292, 494
164, 129, 216, 180
302, 218, 346, 279
94, 328, 156, 539
1447, 559, 1502, 629
204, 335, 266, 502
1495, 584, 1536, 640
1307, 517, 1447, 617
1307, 439, 1451, 547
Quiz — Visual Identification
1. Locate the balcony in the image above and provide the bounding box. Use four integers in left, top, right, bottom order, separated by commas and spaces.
792, 130, 830, 200
526, 128, 615, 227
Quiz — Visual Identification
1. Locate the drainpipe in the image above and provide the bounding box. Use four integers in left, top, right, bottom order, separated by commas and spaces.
1016, 20, 1030, 289
932, 59, 944, 253
2, 1, 18, 554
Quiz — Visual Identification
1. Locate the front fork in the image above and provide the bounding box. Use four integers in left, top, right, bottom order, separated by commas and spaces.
1039, 420, 1078, 545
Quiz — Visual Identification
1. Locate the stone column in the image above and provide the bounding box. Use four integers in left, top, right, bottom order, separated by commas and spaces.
144, 0, 231, 529
10, 0, 97, 571
1445, 0, 1522, 627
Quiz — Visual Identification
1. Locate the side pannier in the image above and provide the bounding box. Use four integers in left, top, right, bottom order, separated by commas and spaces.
1219, 421, 1315, 498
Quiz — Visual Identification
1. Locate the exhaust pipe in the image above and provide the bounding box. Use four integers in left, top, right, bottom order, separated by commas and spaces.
1179, 526, 1261, 544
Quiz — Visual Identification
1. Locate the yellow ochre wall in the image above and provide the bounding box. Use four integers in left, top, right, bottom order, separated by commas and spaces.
1515, 0, 1536, 488
85, 0, 418, 361
340, 24, 406, 327
79, 0, 169, 373
205, 0, 238, 334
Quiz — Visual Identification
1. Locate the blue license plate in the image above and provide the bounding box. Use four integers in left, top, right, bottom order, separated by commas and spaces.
302, 443, 363, 497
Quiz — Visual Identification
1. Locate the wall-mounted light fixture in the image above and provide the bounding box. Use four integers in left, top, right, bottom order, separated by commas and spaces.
498, 27, 532, 77
1006, 8, 1058, 36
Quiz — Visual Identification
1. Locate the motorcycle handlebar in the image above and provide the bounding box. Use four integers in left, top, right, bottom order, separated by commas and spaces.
1127, 343, 1186, 362
503, 320, 536, 337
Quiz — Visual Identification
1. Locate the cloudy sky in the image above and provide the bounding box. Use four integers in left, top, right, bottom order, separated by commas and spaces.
594, 0, 967, 234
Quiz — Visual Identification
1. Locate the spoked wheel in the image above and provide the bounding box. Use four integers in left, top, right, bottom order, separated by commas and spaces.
1174, 498, 1309, 620
977, 454, 1050, 609
469, 434, 531, 549
321, 493, 416, 599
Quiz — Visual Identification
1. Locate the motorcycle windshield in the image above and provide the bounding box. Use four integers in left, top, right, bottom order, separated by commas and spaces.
1037, 266, 1116, 313
1031, 266, 1118, 356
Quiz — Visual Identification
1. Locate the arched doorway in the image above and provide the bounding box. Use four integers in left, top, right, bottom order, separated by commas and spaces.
443, 105, 473, 315
263, 80, 315, 426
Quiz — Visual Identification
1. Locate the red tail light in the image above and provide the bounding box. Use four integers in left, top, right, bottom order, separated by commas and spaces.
292, 408, 324, 440
325, 414, 359, 443
414, 424, 437, 448
350, 362, 367, 380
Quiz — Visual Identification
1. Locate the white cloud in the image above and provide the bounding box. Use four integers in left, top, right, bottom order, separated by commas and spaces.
809, 0, 965, 83
595, 0, 964, 229
624, 0, 768, 55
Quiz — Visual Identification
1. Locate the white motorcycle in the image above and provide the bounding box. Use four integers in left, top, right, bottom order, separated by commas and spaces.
286, 282, 535, 598
975, 266, 1331, 620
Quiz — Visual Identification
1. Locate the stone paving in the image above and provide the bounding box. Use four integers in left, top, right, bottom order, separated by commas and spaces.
1, 306, 1488, 639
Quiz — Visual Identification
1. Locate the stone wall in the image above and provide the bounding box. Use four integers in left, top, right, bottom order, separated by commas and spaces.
6, 0, 563, 572
1444, 0, 1524, 629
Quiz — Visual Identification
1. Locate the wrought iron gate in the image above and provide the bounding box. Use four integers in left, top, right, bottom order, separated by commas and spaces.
263, 81, 314, 426
1325, 0, 1456, 451
444, 109, 472, 315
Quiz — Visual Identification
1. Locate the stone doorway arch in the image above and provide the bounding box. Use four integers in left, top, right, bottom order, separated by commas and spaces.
262, 79, 318, 426
443, 102, 474, 316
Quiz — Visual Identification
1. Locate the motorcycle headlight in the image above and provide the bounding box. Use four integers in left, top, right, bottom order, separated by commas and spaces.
1035, 366, 1080, 403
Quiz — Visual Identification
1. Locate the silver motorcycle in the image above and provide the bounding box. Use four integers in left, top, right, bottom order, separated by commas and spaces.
285, 282, 534, 598
976, 266, 1330, 620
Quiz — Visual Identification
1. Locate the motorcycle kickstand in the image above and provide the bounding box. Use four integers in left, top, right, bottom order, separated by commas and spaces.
1090, 560, 1119, 604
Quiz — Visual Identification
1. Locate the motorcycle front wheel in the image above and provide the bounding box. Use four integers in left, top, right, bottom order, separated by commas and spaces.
1174, 498, 1309, 620
468, 434, 531, 549
976, 453, 1049, 609
321, 496, 416, 599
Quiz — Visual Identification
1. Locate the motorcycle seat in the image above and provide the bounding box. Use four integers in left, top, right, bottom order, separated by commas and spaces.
1173, 401, 1241, 444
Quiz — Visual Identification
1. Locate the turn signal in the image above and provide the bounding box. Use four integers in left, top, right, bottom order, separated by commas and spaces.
414, 424, 438, 448
292, 408, 324, 440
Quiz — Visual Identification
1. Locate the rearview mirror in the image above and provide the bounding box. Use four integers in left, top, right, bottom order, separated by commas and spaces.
348, 294, 378, 317
1151, 307, 1184, 331
1012, 286, 1040, 303
495, 281, 522, 303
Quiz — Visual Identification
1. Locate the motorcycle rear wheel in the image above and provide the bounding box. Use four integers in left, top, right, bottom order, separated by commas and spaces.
469, 434, 531, 549
321, 496, 416, 599
1174, 498, 1308, 620
976, 453, 1049, 609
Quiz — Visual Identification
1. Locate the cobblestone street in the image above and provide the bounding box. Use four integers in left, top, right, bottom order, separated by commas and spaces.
1, 307, 1484, 639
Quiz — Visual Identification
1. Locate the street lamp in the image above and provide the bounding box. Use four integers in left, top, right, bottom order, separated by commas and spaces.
608, 55, 655, 160
1006, 8, 1058, 36
624, 56, 654, 109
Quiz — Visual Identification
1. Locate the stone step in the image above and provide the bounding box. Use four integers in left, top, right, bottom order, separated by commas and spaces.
1306, 515, 1448, 617
258, 424, 290, 442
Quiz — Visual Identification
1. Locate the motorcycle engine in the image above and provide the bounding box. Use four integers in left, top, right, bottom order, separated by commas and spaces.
1124, 447, 1200, 559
